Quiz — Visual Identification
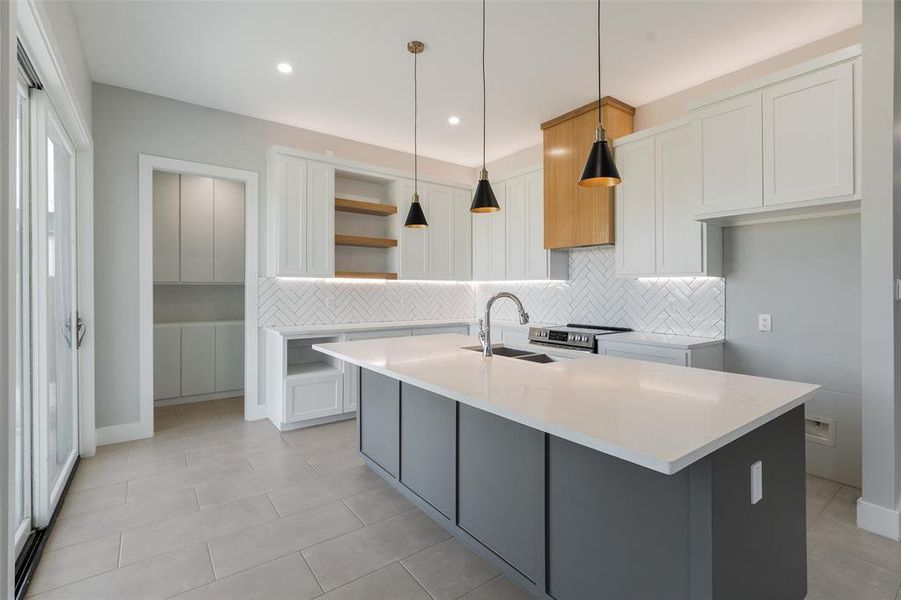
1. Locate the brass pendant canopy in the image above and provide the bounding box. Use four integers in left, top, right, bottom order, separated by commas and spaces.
404, 40, 428, 228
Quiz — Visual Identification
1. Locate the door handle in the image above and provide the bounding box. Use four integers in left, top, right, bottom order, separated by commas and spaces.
76, 314, 87, 349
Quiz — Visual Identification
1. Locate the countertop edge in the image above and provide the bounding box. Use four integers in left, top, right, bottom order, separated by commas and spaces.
314, 343, 814, 475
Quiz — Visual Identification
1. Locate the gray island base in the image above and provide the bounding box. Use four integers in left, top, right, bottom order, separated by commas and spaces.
357, 369, 806, 600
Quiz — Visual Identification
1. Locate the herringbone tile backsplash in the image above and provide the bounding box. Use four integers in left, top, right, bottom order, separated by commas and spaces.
258, 246, 725, 338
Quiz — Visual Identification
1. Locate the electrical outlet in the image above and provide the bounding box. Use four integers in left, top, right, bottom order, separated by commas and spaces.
758, 314, 772, 333
751, 460, 763, 505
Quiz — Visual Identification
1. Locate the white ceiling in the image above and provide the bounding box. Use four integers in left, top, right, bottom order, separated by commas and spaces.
71, 0, 861, 167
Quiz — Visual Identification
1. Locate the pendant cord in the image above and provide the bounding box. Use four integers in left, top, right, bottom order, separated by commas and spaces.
413, 49, 418, 197
596, 0, 602, 129
482, 0, 487, 171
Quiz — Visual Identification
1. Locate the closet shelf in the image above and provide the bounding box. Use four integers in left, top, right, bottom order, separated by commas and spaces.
335, 271, 398, 280
335, 198, 398, 216
335, 234, 398, 248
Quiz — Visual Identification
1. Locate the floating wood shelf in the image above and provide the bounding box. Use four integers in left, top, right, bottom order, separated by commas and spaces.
335, 271, 398, 280
335, 198, 398, 217
335, 234, 398, 248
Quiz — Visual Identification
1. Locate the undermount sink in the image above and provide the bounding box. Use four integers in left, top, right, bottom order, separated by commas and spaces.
462, 345, 535, 358
462, 345, 558, 363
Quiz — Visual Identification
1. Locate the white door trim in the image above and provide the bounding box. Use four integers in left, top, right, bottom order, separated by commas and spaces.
118, 154, 260, 445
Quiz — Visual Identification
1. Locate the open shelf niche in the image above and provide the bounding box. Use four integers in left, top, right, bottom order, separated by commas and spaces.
286, 336, 343, 379
334, 169, 400, 280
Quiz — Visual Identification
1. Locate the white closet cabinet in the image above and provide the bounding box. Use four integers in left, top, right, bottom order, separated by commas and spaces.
398, 179, 430, 280
614, 122, 721, 278
453, 188, 473, 280
153, 325, 181, 400
691, 46, 860, 223
152, 172, 180, 283
428, 184, 456, 281
181, 324, 216, 396
213, 179, 245, 283
763, 62, 854, 206
215, 322, 244, 392
152, 173, 244, 284
180, 175, 216, 282
271, 153, 335, 277
483, 169, 567, 281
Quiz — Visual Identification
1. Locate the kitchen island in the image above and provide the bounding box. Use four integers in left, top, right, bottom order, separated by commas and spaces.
314, 334, 818, 600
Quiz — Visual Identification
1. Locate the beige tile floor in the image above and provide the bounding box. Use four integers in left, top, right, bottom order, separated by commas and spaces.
26, 397, 901, 599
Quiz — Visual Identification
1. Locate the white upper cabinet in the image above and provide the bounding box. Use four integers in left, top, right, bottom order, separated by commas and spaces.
271, 152, 334, 277
763, 62, 854, 206
474, 169, 566, 281
453, 188, 473, 281
154, 173, 244, 284
614, 138, 657, 277
614, 121, 721, 278
693, 91, 763, 215
655, 125, 709, 275
213, 178, 245, 283
427, 184, 456, 281
398, 179, 429, 280
180, 175, 216, 282
691, 45, 860, 224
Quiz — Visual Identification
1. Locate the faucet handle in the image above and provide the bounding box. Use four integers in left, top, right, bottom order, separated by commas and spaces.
477, 318, 485, 333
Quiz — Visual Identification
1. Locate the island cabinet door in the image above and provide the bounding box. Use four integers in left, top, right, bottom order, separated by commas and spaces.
546, 435, 694, 600
399, 384, 455, 519
359, 369, 400, 478
457, 405, 544, 584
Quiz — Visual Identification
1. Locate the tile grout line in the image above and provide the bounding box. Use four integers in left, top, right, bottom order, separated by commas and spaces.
297, 550, 326, 597
398, 560, 438, 600
809, 482, 844, 525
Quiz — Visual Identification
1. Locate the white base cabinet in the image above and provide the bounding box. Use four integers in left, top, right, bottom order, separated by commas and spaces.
153, 320, 244, 403
596, 339, 723, 371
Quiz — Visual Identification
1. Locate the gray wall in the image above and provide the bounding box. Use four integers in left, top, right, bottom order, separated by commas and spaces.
724, 215, 861, 486
153, 285, 245, 324
93, 83, 473, 429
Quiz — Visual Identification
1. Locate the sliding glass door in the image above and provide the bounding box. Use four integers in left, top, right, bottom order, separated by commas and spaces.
14, 79, 33, 554
31, 90, 79, 527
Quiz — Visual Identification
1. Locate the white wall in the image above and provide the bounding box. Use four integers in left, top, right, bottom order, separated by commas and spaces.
856, 0, 901, 539
92, 83, 474, 429
723, 216, 862, 486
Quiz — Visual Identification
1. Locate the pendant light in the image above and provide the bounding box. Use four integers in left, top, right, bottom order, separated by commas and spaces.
404, 40, 429, 229
470, 0, 500, 213
579, 0, 621, 188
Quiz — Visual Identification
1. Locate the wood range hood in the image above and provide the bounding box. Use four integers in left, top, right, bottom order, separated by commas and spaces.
541, 96, 634, 249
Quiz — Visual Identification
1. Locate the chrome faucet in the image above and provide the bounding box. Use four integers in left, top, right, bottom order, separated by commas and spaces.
478, 292, 530, 357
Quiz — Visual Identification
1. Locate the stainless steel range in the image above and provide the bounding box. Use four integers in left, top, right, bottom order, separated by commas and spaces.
527, 323, 633, 352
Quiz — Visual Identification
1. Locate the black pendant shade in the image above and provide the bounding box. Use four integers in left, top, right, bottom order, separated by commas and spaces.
471, 175, 499, 213
579, 136, 621, 188
404, 194, 428, 228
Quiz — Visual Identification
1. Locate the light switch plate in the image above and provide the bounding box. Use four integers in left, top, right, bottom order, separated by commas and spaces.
758, 314, 772, 333
751, 460, 763, 505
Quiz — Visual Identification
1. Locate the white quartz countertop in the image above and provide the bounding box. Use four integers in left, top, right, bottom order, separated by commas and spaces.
314, 334, 818, 475
601, 331, 725, 349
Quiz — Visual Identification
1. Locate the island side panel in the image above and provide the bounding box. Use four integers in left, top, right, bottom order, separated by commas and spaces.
458, 404, 545, 586
400, 383, 456, 519
710, 405, 807, 600
546, 436, 694, 600
359, 369, 400, 477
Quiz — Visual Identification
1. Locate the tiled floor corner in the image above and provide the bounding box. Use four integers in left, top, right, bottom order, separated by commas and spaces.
27, 398, 901, 599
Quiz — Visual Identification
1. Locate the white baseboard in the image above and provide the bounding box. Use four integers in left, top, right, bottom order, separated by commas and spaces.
95, 420, 153, 446
271, 412, 356, 432
857, 498, 901, 540
153, 390, 244, 407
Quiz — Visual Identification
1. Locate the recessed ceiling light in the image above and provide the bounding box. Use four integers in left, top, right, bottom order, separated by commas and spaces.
448, 116, 461, 125
277, 62, 293, 74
